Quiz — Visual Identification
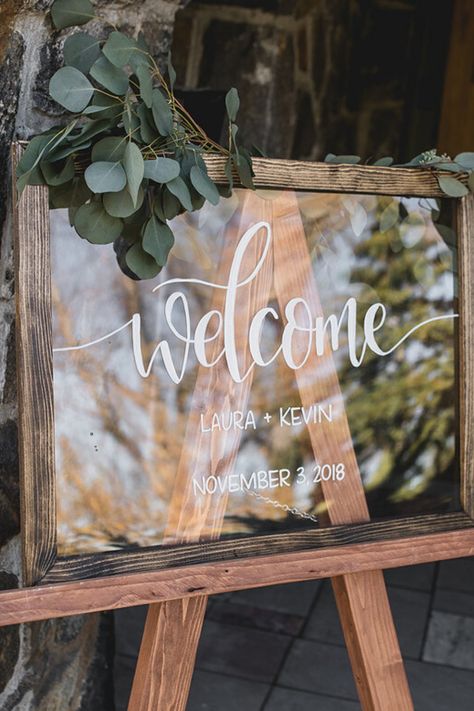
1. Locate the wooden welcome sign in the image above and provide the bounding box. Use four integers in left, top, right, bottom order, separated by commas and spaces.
5, 147, 474, 710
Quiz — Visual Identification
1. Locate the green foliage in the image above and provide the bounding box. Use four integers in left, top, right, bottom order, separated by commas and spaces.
49, 67, 94, 112
18, 0, 253, 280
323, 149, 474, 222
63, 33, 101, 73
51, 0, 94, 30
21, 1, 474, 281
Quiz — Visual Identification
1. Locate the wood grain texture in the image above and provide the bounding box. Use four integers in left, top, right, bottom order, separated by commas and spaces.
332, 571, 410, 711
1, 524, 474, 629
272, 192, 412, 709
272, 193, 369, 524
458, 194, 474, 517
12, 144, 57, 586
44, 512, 474, 583
128, 597, 208, 711
203, 155, 466, 197
128, 192, 273, 711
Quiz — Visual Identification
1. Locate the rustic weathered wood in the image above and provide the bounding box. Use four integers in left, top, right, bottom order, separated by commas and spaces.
1, 524, 474, 629
12, 143, 472, 591
203, 155, 467, 197
458, 194, 474, 517
128, 191, 273, 711
12, 144, 57, 586
272, 192, 412, 709
128, 597, 207, 711
43, 511, 474, 583
332, 571, 411, 711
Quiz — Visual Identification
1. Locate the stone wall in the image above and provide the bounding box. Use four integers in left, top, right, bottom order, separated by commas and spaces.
171, 0, 453, 161
0, 2, 187, 709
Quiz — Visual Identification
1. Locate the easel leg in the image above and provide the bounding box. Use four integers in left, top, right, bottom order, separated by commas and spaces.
128, 597, 207, 711
333, 571, 412, 710
128, 190, 273, 711
128, 190, 414, 711
271, 192, 414, 711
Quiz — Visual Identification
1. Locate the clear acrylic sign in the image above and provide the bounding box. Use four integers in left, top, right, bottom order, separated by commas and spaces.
51, 189, 459, 554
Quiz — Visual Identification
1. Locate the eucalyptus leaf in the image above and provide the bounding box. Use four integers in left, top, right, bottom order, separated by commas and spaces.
144, 157, 180, 183
84, 161, 127, 193
51, 0, 94, 30
250, 144, 266, 158
102, 31, 138, 68
46, 138, 91, 162
17, 123, 77, 187
325, 154, 361, 164
17, 165, 45, 192
122, 103, 140, 136
49, 177, 91, 209
90, 55, 129, 95
48, 119, 110, 160
162, 188, 182, 220
437, 175, 469, 198
82, 93, 123, 120
103, 186, 144, 217
49, 67, 94, 113
225, 88, 240, 122
190, 191, 206, 212
224, 155, 234, 191
17, 135, 52, 178
190, 165, 220, 205
137, 103, 157, 143
123, 141, 144, 206
129, 34, 151, 73
374, 156, 394, 167
125, 242, 162, 279
74, 200, 122, 243
218, 183, 232, 199
166, 176, 193, 211
40, 157, 75, 186
152, 89, 173, 136
167, 52, 176, 91
433, 162, 462, 173
63, 33, 101, 74
70, 118, 113, 143
91, 137, 127, 162
142, 216, 175, 266
455, 152, 474, 170
136, 65, 153, 108
233, 154, 254, 189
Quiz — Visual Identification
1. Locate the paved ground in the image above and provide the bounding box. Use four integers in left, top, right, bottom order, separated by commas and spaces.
114, 557, 474, 710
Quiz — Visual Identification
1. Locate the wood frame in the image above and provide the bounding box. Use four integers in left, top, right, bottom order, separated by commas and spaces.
10, 144, 474, 599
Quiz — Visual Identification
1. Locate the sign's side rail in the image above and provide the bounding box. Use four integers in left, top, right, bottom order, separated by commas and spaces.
458, 195, 474, 517
12, 144, 57, 587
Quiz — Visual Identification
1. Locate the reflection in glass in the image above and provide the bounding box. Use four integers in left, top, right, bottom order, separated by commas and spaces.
51, 189, 459, 554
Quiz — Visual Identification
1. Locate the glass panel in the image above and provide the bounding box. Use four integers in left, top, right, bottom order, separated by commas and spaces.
51, 189, 459, 554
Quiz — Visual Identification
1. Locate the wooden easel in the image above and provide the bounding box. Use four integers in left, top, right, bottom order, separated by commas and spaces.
127, 190, 414, 710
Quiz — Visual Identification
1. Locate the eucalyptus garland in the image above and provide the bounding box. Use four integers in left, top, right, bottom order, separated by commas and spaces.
324, 149, 474, 197
16, 0, 254, 279
17, 0, 474, 281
